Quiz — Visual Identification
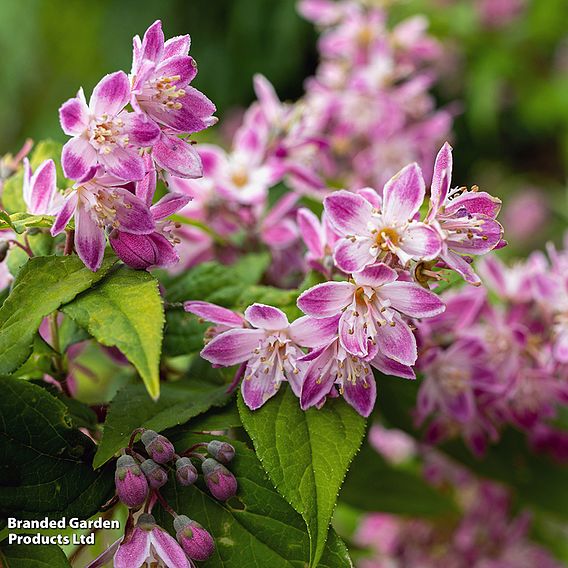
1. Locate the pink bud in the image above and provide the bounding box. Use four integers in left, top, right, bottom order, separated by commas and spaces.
140, 459, 168, 489
176, 457, 198, 486
115, 455, 149, 509
207, 440, 235, 464
202, 458, 238, 501
174, 515, 215, 561
141, 430, 175, 464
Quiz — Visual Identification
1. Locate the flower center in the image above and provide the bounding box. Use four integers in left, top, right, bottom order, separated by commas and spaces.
375, 227, 401, 249
152, 75, 186, 110
90, 116, 129, 154
231, 168, 249, 188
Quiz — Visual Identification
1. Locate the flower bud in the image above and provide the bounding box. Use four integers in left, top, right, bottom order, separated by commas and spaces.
207, 440, 235, 464
202, 458, 238, 501
140, 459, 168, 489
176, 457, 198, 486
141, 430, 175, 464
0, 240, 9, 263
115, 455, 148, 509
173, 515, 215, 561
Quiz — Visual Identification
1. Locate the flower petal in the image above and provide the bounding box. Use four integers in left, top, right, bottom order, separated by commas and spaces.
441, 250, 481, 286
141, 20, 165, 63
164, 34, 191, 58
151, 192, 191, 220
61, 137, 98, 182
375, 315, 417, 366
399, 222, 441, 261
153, 133, 203, 178
59, 95, 89, 136
28, 159, 57, 215
382, 163, 425, 223
343, 371, 376, 417
333, 237, 376, 273
352, 263, 398, 288
297, 281, 353, 318
112, 187, 155, 234
135, 156, 157, 207
51, 192, 78, 236
339, 310, 368, 357
428, 142, 452, 220
289, 315, 340, 348
324, 190, 373, 236
370, 351, 416, 380
184, 301, 244, 327
381, 282, 446, 318
241, 372, 281, 410
156, 55, 197, 86
75, 201, 106, 271
114, 529, 151, 568
99, 147, 145, 181
156, 86, 216, 133
444, 192, 501, 218
90, 71, 130, 117
201, 328, 264, 366
448, 217, 503, 255
151, 528, 190, 568
244, 303, 289, 330
300, 344, 337, 410
110, 231, 177, 270
122, 112, 160, 147
297, 208, 324, 257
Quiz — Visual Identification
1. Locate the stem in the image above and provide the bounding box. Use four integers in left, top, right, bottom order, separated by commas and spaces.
64, 229, 75, 255
49, 312, 71, 396
128, 428, 146, 449
154, 489, 177, 518
8, 239, 33, 257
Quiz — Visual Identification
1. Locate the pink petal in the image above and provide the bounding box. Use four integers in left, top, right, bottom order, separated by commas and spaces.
141, 20, 165, 63
184, 301, 244, 327
112, 187, 155, 234
157, 87, 216, 133
163, 34, 191, 58
476, 256, 506, 293
446, 391, 475, 423
122, 112, 160, 147
99, 147, 145, 181
61, 137, 98, 182
244, 303, 289, 330
370, 351, 415, 380
253, 74, 281, 123
289, 315, 340, 348
297, 281, 353, 318
90, 71, 130, 117
448, 217, 503, 255
339, 310, 368, 357
428, 142, 452, 220
352, 263, 398, 288
151, 528, 190, 568
324, 190, 373, 235
382, 163, 425, 223
399, 223, 441, 261
444, 192, 502, 218
156, 55, 197, 86
297, 208, 324, 257
300, 345, 336, 410
241, 372, 281, 410
262, 218, 298, 249
201, 328, 264, 366
381, 282, 446, 318
75, 201, 106, 271
110, 231, 178, 270
136, 157, 157, 207
151, 192, 191, 220
333, 237, 376, 273
153, 133, 203, 179
51, 192, 78, 236
114, 529, 151, 568
441, 250, 481, 286
375, 315, 417, 366
28, 159, 57, 215
357, 187, 382, 209
59, 96, 89, 136
343, 372, 376, 417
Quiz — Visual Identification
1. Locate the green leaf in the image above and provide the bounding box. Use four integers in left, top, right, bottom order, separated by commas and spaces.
163, 309, 208, 357
155, 436, 353, 568
235, 285, 302, 321
340, 444, 458, 518
0, 212, 56, 234
62, 267, 164, 400
6, 231, 56, 278
0, 254, 116, 375
239, 387, 366, 567
94, 381, 230, 468
0, 543, 70, 567
0, 378, 114, 528
10, 335, 56, 380
1, 171, 26, 214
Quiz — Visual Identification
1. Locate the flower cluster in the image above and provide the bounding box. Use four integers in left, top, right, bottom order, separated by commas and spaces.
356, 431, 562, 568
49, 20, 215, 271
188, 143, 504, 417
94, 429, 237, 568
414, 236, 568, 456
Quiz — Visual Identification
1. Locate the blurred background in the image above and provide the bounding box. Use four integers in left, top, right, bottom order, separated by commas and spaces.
0, 0, 566, 249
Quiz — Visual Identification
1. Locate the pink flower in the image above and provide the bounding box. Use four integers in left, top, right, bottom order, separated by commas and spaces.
297, 263, 444, 363
426, 142, 504, 285
59, 71, 160, 182
22, 158, 64, 215
297, 207, 339, 276
198, 303, 339, 410
114, 514, 190, 568
50, 175, 155, 271
324, 165, 441, 273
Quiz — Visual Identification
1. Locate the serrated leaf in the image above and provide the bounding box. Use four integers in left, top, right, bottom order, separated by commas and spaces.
94, 381, 230, 468
0, 212, 56, 233
0, 378, 114, 528
0, 254, 116, 375
155, 435, 353, 568
239, 387, 366, 567
0, 543, 71, 567
62, 267, 164, 400
163, 309, 208, 357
